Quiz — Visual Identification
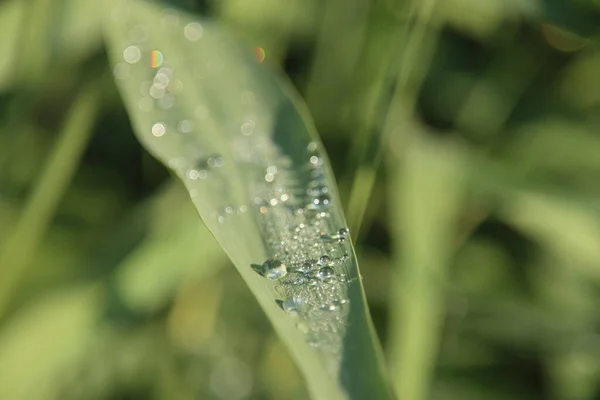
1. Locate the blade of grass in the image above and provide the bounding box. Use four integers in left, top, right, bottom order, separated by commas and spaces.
103, 2, 394, 399
389, 132, 467, 400
346, 0, 440, 238
0, 80, 102, 318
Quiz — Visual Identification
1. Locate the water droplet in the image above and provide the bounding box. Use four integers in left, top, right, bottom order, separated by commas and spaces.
178, 120, 193, 133
299, 261, 314, 273
123, 46, 141, 64
241, 120, 255, 135
159, 94, 176, 109
206, 156, 223, 168
184, 22, 203, 41
307, 194, 330, 211
252, 259, 287, 280
321, 303, 338, 311
280, 296, 305, 314
320, 227, 350, 243
317, 266, 335, 281
307, 142, 318, 152
149, 85, 164, 99
309, 156, 322, 166
151, 122, 166, 137
307, 185, 328, 197
186, 169, 207, 180
318, 256, 331, 265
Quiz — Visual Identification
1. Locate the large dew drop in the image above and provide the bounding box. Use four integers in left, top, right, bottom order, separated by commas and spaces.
252, 259, 287, 280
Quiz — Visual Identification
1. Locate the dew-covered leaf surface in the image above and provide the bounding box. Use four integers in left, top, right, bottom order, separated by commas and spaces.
103, 1, 393, 399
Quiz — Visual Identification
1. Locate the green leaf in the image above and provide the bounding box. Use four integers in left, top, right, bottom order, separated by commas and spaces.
103, 2, 393, 399
389, 133, 468, 400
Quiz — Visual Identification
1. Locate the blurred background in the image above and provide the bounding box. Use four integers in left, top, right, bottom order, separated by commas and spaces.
2, 0, 600, 399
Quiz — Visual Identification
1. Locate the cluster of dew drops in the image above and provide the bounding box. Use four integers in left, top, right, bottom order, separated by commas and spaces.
111, 7, 354, 357
250, 145, 355, 357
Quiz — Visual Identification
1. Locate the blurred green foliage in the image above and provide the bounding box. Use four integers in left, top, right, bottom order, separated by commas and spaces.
2, 0, 600, 399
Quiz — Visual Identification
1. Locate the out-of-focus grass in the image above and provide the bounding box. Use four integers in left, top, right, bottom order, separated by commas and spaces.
2, 0, 600, 399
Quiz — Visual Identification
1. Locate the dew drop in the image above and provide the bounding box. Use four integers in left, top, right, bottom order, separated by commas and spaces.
252, 259, 287, 280
178, 119, 193, 133
318, 255, 331, 265
281, 296, 305, 314
151, 122, 166, 137
184, 22, 203, 41
307, 194, 330, 210
123, 46, 141, 64
317, 266, 335, 281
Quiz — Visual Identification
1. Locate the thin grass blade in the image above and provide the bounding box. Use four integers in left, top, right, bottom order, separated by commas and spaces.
103, 2, 393, 399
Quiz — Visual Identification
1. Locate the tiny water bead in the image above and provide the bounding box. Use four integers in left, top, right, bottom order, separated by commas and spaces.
307, 194, 331, 211
184, 22, 203, 41
252, 259, 287, 280
178, 119, 193, 133
151, 122, 166, 137
320, 228, 350, 243
318, 255, 331, 266
123, 45, 141, 64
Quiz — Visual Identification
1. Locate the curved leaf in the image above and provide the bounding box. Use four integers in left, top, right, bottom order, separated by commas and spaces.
103, 1, 393, 399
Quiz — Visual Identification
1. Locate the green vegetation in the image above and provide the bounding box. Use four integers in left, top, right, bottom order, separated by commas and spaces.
1, 0, 600, 399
